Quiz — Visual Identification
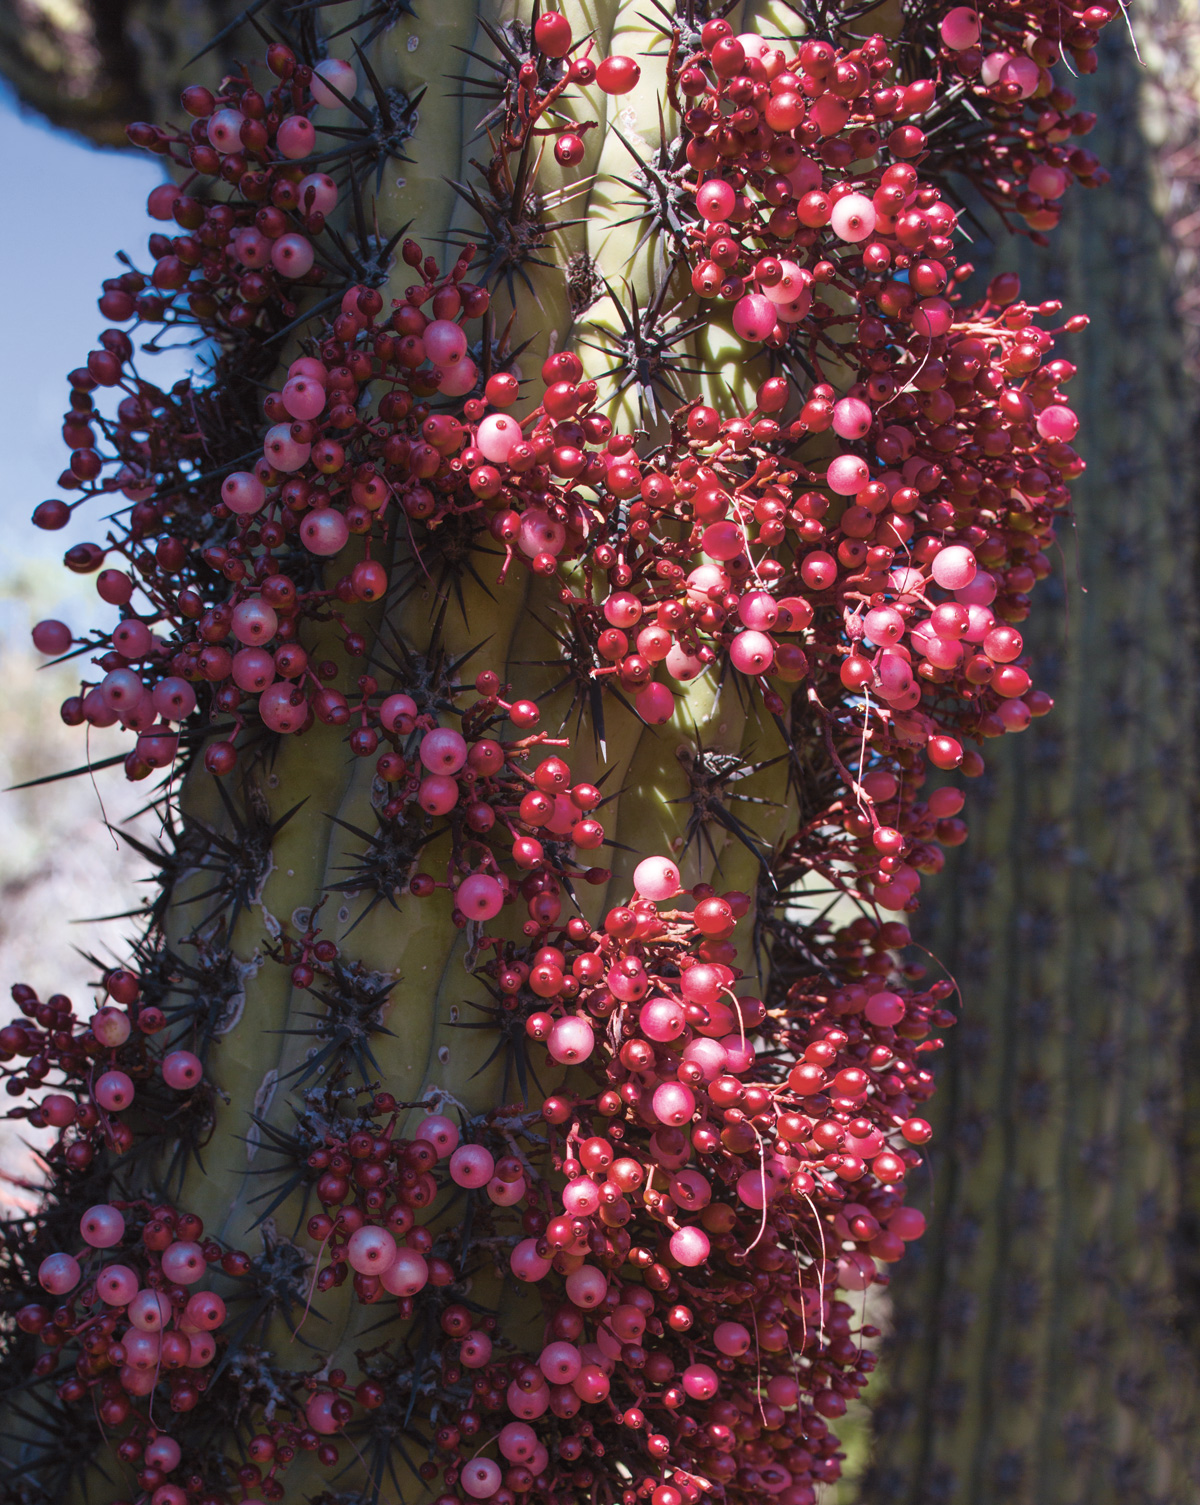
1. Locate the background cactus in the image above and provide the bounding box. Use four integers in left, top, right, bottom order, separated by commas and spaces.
3, 3, 1181, 1504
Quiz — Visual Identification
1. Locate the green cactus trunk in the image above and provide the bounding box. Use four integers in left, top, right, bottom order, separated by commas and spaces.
138, 5, 790, 1499
863, 21, 1200, 1503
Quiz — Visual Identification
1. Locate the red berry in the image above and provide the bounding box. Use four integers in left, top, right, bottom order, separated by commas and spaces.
533, 11, 573, 57
595, 55, 640, 94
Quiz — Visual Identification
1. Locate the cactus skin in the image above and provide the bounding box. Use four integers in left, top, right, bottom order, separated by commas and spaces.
0, 3, 1135, 1505
864, 21, 1200, 1505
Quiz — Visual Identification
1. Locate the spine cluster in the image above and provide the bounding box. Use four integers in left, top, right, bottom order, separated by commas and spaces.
5, 3, 1119, 1505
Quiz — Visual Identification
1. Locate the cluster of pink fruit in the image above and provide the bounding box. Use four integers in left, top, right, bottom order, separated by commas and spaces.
8, 0, 1122, 1501
23, 1197, 248, 1488
5, 842, 946, 1505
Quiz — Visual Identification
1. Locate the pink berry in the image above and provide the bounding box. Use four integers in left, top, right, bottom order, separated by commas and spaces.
94, 1069, 134, 1111
144, 1437, 182, 1473
263, 424, 310, 473
128, 1288, 172, 1330
276, 115, 315, 158
418, 774, 459, 815
714, 1320, 751, 1356
461, 1459, 502, 1500
539, 1340, 583, 1383
1036, 403, 1079, 442
732, 292, 777, 343
160, 1240, 206, 1284
702, 520, 744, 561
206, 108, 245, 153
729, 629, 775, 675
865, 990, 906, 1026
96, 1263, 139, 1305
311, 58, 357, 108
827, 454, 870, 495
424, 319, 468, 366
499, 1421, 538, 1462
299, 507, 350, 556
221, 470, 265, 515
162, 1050, 203, 1089
652, 1082, 695, 1126
595, 55, 640, 94
510, 1238, 552, 1283
259, 682, 306, 734
832, 396, 872, 439
669, 1226, 710, 1268
456, 872, 504, 920
91, 1006, 132, 1047
681, 1361, 719, 1398
912, 297, 953, 338
639, 995, 686, 1041
696, 178, 736, 222
830, 193, 876, 242
417, 1114, 459, 1156
603, 591, 642, 628
931, 544, 978, 590
548, 1015, 594, 1064
419, 727, 468, 773
346, 1225, 398, 1274
38, 1252, 81, 1295
737, 590, 778, 630
564, 1264, 608, 1308
306, 1392, 340, 1435
449, 1144, 495, 1188
461, 1331, 493, 1367
32, 619, 71, 655
297, 173, 338, 214
534, 11, 573, 57
941, 6, 981, 48
633, 856, 680, 901
184, 1289, 226, 1329
476, 412, 522, 462
80, 1203, 125, 1248
381, 1248, 429, 1296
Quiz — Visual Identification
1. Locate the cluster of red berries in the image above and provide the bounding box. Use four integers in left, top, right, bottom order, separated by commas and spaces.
31, 25, 1086, 938
7, 863, 947, 1505
12, 1, 1122, 1503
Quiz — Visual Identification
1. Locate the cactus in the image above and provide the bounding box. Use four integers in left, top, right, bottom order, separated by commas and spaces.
864, 17, 1200, 1503
2, 3, 1127, 1504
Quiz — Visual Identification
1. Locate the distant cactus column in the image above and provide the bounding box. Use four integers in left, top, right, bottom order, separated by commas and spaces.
864, 20, 1200, 1505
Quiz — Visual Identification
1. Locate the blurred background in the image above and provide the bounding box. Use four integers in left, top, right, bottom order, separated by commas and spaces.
1, 1, 1199, 1500
0, 82, 172, 1185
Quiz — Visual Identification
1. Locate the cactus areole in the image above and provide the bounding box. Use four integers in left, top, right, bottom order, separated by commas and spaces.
8, 2, 1115, 1502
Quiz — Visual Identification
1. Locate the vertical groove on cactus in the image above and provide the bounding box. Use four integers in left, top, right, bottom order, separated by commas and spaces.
1, 2, 1147, 1504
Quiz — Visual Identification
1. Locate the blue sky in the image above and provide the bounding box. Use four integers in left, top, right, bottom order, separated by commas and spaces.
0, 84, 192, 586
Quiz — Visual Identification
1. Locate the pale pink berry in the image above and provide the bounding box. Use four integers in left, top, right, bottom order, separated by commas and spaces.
417, 1114, 459, 1155
311, 58, 357, 108
162, 1050, 203, 1089
633, 856, 680, 901
380, 1248, 429, 1296
548, 1015, 594, 1064
449, 1144, 495, 1188
38, 1252, 81, 1295
160, 1240, 206, 1284
669, 1226, 710, 1267
80, 1204, 125, 1248
346, 1225, 398, 1275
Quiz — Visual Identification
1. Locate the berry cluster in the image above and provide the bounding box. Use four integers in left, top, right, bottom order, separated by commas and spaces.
8, 1, 1119, 1503
8, 868, 945, 1505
